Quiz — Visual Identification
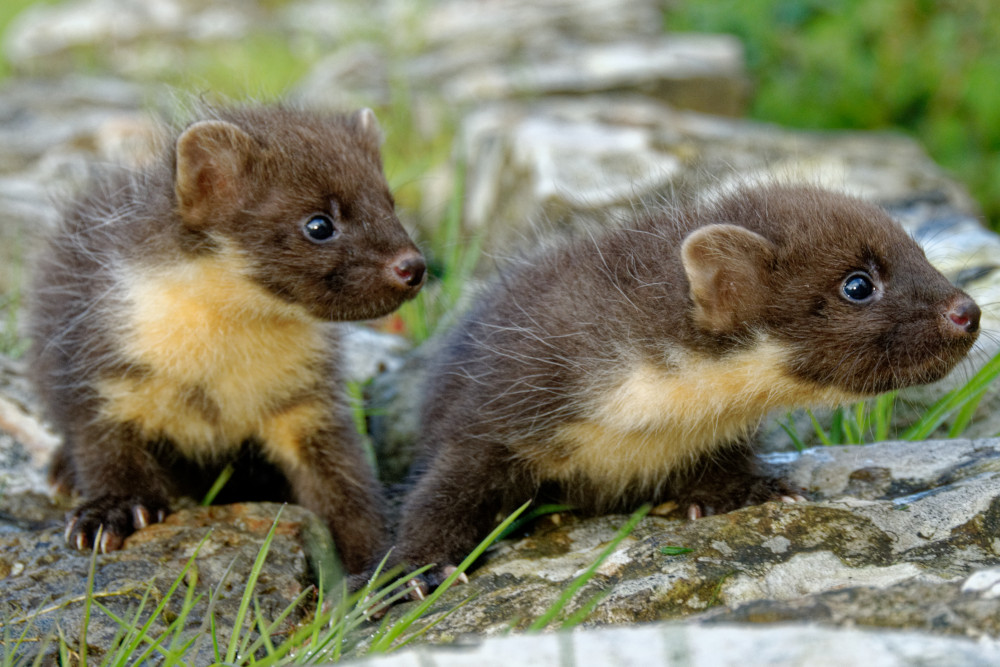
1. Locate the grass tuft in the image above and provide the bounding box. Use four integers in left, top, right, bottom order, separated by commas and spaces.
782, 348, 1000, 447
528, 505, 649, 632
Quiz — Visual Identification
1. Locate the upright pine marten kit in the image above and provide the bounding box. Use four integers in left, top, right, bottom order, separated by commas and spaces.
27, 105, 425, 574
391, 184, 980, 591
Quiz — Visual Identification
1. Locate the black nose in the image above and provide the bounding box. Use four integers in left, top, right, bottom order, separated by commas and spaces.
390, 251, 426, 289
945, 296, 980, 335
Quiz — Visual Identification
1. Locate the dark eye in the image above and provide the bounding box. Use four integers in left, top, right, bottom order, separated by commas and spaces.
842, 272, 876, 302
302, 214, 338, 243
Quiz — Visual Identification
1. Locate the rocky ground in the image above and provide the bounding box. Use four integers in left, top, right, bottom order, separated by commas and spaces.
2, 0, 1000, 663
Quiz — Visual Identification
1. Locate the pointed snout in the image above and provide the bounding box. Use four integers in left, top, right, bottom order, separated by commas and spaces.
942, 294, 981, 336
388, 249, 426, 291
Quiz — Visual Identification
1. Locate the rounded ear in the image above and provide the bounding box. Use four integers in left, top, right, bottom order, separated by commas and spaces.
681, 224, 777, 335
174, 120, 256, 228
350, 107, 384, 153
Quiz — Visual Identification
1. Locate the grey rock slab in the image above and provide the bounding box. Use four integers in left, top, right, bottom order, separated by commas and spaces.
377, 439, 1000, 642
703, 571, 1000, 638
343, 623, 1000, 667
423, 36, 749, 114
4, 0, 259, 67
340, 324, 413, 382
0, 356, 57, 503
455, 97, 981, 253
415, 0, 664, 55
292, 42, 393, 111
780, 439, 1000, 499
0, 76, 159, 294
0, 76, 156, 173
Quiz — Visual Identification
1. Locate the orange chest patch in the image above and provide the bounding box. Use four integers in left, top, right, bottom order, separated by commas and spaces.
97, 247, 330, 459
545, 339, 858, 491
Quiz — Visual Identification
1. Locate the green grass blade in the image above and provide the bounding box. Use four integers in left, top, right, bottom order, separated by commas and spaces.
368, 501, 531, 653
829, 408, 845, 445
79, 530, 101, 667
528, 505, 649, 632
778, 412, 807, 451
224, 505, 284, 663
807, 410, 834, 446
168, 566, 200, 659
840, 406, 859, 444
873, 391, 897, 441
660, 546, 693, 556
559, 589, 612, 630
496, 503, 574, 542
201, 465, 234, 506
853, 401, 868, 441
903, 350, 1000, 440
947, 386, 988, 437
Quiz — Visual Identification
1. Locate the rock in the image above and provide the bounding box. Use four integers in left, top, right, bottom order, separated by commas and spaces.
291, 42, 393, 111
455, 96, 981, 252
340, 324, 413, 383
366, 342, 439, 483
376, 439, 1000, 642
0, 76, 159, 295
349, 623, 1000, 667
4, 0, 260, 74
0, 502, 335, 664
0, 357, 57, 503
411, 36, 749, 113
415, 0, 664, 52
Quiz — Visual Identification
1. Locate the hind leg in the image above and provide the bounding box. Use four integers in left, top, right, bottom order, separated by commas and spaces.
392, 440, 529, 593
48, 444, 76, 496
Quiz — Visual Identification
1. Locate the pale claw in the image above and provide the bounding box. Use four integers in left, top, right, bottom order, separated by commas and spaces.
99, 530, 122, 553
442, 565, 469, 584
133, 505, 150, 529
687, 504, 702, 520
65, 517, 78, 543
407, 578, 426, 601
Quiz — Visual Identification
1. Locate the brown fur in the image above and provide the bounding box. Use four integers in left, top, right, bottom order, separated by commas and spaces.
27, 105, 425, 573
393, 184, 980, 588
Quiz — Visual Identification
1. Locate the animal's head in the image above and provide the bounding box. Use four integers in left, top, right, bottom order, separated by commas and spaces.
173, 105, 424, 321
681, 185, 979, 395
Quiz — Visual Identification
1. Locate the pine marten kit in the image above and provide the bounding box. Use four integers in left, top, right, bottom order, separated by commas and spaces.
391, 184, 980, 591
27, 105, 425, 574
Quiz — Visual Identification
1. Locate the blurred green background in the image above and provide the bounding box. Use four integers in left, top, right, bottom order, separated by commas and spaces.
669, 0, 1000, 227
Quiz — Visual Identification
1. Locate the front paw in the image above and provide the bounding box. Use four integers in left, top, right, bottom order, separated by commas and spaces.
682, 476, 808, 519
403, 564, 470, 600
65, 495, 169, 553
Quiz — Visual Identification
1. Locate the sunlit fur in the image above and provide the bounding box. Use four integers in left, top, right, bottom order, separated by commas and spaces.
545, 338, 859, 506
393, 183, 980, 580
97, 244, 328, 460
26, 104, 421, 571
